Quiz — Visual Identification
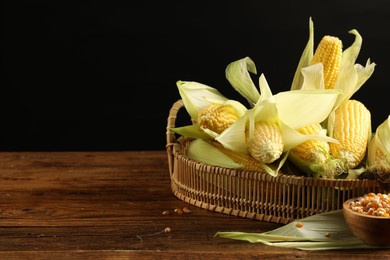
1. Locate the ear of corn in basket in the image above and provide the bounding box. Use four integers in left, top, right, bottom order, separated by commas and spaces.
247, 121, 284, 164
176, 80, 229, 121
324, 30, 375, 176
187, 138, 265, 172
287, 32, 345, 177
291, 124, 330, 164
197, 103, 241, 135
289, 31, 370, 176
367, 115, 390, 175
288, 123, 346, 178
310, 35, 343, 90
210, 140, 266, 172
328, 99, 372, 169
170, 81, 248, 140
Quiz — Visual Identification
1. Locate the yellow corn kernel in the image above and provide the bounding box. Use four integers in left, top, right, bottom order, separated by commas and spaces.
247, 121, 284, 164
290, 123, 331, 164
197, 104, 239, 134
211, 141, 264, 172
311, 35, 342, 89
329, 99, 371, 169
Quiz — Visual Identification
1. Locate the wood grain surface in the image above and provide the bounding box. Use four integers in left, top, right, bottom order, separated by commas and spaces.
0, 151, 388, 259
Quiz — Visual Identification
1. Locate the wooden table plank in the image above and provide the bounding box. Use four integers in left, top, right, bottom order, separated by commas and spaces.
0, 151, 388, 259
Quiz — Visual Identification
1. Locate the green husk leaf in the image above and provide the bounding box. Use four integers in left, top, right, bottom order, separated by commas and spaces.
280, 121, 338, 152
225, 56, 260, 106
261, 151, 289, 177
355, 59, 376, 92
368, 115, 390, 170
187, 138, 243, 169
333, 29, 376, 107
222, 99, 248, 117
340, 29, 362, 72
170, 124, 212, 140
274, 89, 340, 130
215, 210, 390, 250
346, 166, 366, 179
176, 80, 228, 120
300, 63, 325, 90
253, 96, 279, 123
215, 115, 249, 154
375, 115, 390, 153
291, 17, 314, 90
258, 73, 274, 100
332, 64, 358, 109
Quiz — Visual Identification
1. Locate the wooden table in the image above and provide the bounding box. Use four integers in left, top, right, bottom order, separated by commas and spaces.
0, 151, 388, 259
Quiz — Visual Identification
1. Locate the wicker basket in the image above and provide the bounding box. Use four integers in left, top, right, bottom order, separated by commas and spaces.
166, 99, 387, 224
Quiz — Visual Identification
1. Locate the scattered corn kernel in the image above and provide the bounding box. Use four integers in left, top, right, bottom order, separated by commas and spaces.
348, 193, 390, 217
182, 207, 192, 214
174, 208, 184, 215
296, 222, 304, 228
162, 210, 170, 215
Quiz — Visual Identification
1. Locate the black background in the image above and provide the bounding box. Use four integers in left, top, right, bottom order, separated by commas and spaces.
2, 1, 390, 151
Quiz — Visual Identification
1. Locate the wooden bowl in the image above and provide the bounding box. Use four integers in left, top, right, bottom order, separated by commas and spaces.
343, 197, 390, 246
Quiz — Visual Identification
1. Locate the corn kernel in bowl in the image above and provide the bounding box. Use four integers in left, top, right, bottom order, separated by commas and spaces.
347, 192, 390, 217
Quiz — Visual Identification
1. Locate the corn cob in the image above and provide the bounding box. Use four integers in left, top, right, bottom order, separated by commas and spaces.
197, 104, 239, 134
247, 121, 284, 164
367, 116, 390, 174
311, 35, 343, 89
290, 123, 331, 164
288, 123, 346, 178
329, 99, 371, 169
211, 141, 265, 172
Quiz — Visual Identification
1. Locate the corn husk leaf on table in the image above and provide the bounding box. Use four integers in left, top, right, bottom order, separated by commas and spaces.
215, 210, 390, 250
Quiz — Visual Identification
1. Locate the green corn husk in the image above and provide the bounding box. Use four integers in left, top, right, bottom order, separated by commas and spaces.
367, 115, 390, 174
215, 210, 390, 250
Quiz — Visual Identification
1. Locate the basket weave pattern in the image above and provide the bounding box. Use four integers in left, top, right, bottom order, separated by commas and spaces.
166, 100, 385, 224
